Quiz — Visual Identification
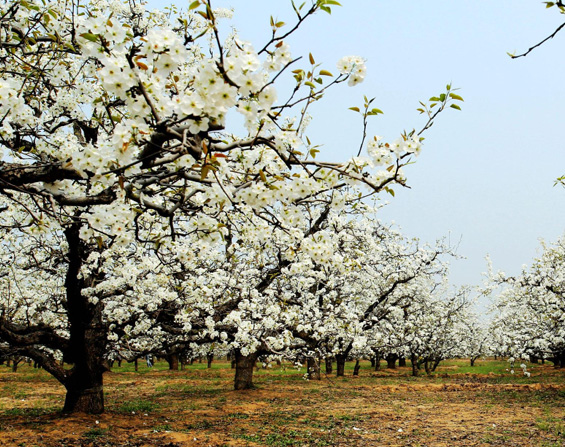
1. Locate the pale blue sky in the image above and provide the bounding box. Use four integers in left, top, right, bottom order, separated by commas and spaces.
150, 0, 565, 297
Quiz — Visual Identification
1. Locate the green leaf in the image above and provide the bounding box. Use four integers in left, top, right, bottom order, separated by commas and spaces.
201, 164, 211, 180
429, 96, 440, 102
349, 107, 360, 112
304, 81, 316, 89
309, 53, 315, 65
449, 93, 464, 101
450, 104, 462, 111
188, 0, 200, 10
319, 69, 333, 76
80, 33, 99, 43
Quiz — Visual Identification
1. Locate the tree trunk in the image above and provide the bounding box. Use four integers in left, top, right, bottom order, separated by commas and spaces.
234, 350, 259, 390
373, 350, 382, 371
307, 357, 321, 380
325, 357, 333, 374
61, 225, 107, 414
386, 353, 398, 369
336, 354, 346, 377
167, 353, 179, 370
207, 353, 214, 369
470, 357, 476, 367
11, 359, 18, 372
398, 357, 406, 367
134, 358, 138, 372
424, 360, 431, 375
410, 354, 419, 377
63, 367, 104, 414
353, 359, 361, 376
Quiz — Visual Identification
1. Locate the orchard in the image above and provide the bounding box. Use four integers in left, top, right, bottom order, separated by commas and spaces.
1, 0, 565, 446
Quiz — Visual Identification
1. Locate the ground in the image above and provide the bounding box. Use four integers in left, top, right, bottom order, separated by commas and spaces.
1, 359, 565, 446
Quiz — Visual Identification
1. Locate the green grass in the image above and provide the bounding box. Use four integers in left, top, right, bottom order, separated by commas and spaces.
83, 427, 109, 440
115, 399, 159, 414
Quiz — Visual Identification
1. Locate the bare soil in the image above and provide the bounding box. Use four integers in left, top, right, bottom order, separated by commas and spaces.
1, 361, 564, 446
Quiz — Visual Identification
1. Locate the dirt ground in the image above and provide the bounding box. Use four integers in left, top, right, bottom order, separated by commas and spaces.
1, 361, 564, 447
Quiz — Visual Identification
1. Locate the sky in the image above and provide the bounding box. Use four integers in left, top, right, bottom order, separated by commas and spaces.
148, 0, 565, 306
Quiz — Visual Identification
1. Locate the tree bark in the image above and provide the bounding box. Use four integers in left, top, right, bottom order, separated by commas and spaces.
398, 357, 406, 367
336, 354, 346, 377
167, 353, 179, 370
386, 353, 398, 369
234, 350, 259, 390
207, 353, 214, 369
325, 357, 333, 374
373, 350, 382, 371
61, 225, 107, 414
307, 357, 321, 380
410, 354, 419, 377
353, 359, 361, 376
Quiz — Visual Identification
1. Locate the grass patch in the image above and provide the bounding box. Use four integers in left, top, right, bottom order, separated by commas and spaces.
115, 399, 159, 414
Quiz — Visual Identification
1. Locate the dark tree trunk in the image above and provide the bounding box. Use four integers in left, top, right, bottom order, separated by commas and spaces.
373, 350, 382, 371
398, 357, 406, 367
336, 354, 346, 377
410, 354, 419, 377
234, 350, 259, 390
325, 357, 333, 374
424, 360, 431, 375
134, 358, 138, 372
386, 353, 398, 369
431, 358, 441, 372
353, 359, 361, 376
307, 357, 321, 380
207, 353, 214, 369
529, 356, 538, 364
63, 367, 104, 414
167, 353, 179, 370
61, 225, 107, 414
470, 357, 476, 367
11, 359, 18, 372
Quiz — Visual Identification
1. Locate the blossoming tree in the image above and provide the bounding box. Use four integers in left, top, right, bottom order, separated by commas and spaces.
0, 0, 461, 413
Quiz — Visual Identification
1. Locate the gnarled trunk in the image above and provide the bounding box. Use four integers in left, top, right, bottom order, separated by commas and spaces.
234, 350, 259, 390
207, 353, 214, 369
398, 357, 406, 367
